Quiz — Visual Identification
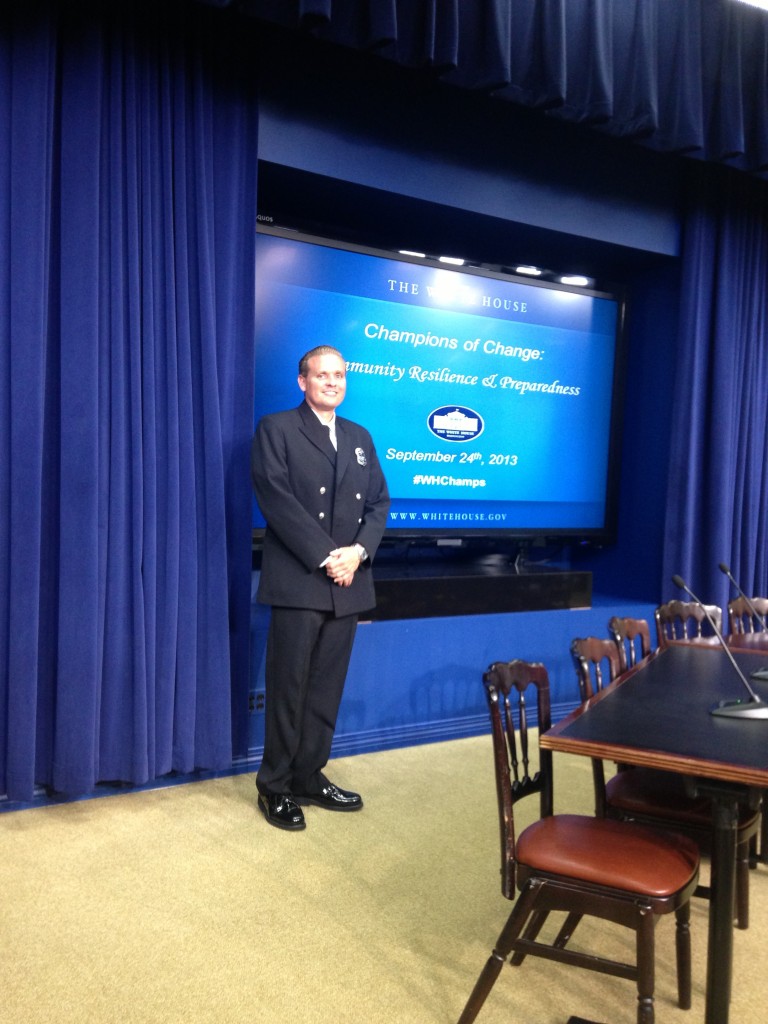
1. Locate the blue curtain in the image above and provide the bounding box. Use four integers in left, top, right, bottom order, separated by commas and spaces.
0, 0, 257, 801
662, 163, 768, 611
225, 0, 768, 176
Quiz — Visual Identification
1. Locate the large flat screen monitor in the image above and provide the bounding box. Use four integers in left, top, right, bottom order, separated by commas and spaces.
253, 225, 626, 544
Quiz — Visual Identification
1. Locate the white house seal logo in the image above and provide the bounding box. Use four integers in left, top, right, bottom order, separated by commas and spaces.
427, 406, 484, 443
355, 447, 367, 466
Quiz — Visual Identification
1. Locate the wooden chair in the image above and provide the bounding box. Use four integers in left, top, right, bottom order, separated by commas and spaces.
728, 595, 768, 634
457, 659, 699, 1024
571, 636, 759, 930
570, 635, 630, 818
608, 615, 653, 671
655, 600, 722, 648
571, 636, 623, 700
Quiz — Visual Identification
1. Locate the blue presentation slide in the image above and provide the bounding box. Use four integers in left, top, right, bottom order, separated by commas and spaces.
254, 232, 620, 533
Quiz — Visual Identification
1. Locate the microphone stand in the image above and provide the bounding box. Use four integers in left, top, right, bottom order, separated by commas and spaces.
672, 574, 768, 720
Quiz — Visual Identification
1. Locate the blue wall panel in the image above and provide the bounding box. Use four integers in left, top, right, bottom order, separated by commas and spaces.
248, 573, 657, 763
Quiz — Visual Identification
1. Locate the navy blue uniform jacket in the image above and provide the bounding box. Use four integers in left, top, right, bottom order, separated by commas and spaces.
252, 402, 390, 616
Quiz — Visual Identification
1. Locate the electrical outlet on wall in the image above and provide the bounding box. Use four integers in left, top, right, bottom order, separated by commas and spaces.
249, 691, 265, 714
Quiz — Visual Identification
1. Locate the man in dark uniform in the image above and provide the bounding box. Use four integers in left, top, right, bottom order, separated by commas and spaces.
251, 345, 390, 830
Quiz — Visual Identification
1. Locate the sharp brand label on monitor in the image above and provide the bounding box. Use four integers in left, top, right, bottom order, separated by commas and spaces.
253, 226, 625, 540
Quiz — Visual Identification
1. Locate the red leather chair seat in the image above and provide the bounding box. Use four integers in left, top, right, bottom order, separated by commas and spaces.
606, 767, 759, 829
517, 814, 700, 897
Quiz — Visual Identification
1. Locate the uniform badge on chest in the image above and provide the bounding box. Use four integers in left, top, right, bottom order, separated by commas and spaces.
355, 447, 367, 466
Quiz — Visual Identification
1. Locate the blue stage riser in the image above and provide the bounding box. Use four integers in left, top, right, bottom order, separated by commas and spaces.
249, 576, 656, 761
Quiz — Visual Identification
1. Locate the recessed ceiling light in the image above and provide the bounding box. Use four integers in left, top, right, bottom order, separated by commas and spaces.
514, 265, 543, 276
559, 275, 591, 287
730, 1, 768, 11
438, 256, 465, 266
399, 250, 426, 258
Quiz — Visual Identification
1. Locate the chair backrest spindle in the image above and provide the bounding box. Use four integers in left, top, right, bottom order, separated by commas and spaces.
501, 692, 521, 785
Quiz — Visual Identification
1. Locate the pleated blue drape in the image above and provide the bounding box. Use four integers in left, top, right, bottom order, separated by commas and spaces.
0, 1, 257, 801
662, 164, 768, 610
230, 0, 768, 175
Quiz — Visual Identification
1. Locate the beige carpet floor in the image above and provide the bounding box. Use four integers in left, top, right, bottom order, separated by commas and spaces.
1, 736, 766, 1024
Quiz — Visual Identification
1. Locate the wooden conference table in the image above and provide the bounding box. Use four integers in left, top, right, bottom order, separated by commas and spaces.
541, 639, 768, 1024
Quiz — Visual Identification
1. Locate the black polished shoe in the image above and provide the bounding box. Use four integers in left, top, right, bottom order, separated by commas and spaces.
258, 791, 306, 831
295, 782, 363, 812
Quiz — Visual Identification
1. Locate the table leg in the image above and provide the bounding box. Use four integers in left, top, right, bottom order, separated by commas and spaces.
705, 793, 738, 1024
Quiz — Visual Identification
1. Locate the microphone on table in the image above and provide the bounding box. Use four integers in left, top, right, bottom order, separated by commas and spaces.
671, 574, 768, 719
718, 562, 767, 632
